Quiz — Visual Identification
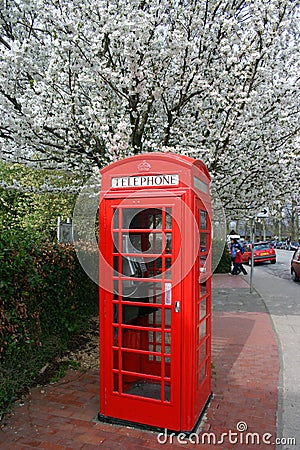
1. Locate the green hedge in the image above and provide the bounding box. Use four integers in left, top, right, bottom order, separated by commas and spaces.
0, 230, 98, 415
214, 242, 232, 273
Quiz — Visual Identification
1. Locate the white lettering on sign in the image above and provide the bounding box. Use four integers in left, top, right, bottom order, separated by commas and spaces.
111, 174, 179, 188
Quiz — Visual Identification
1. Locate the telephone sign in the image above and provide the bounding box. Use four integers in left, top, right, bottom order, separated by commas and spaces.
111, 174, 179, 188
98, 152, 212, 432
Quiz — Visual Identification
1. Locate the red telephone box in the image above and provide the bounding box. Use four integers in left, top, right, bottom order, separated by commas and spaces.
98, 152, 212, 432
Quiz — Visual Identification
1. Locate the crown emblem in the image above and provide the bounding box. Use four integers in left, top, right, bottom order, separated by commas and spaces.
137, 160, 151, 172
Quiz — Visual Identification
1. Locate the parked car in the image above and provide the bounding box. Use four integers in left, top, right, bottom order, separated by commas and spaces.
291, 248, 300, 281
242, 242, 276, 265
290, 241, 299, 251
274, 241, 285, 249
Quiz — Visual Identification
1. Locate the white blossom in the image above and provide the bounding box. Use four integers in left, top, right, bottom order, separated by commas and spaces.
0, 0, 299, 217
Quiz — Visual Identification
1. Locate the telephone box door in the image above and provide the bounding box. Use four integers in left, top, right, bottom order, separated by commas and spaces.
99, 195, 182, 430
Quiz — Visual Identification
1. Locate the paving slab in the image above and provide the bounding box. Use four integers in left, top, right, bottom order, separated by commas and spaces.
252, 269, 300, 450
0, 274, 280, 449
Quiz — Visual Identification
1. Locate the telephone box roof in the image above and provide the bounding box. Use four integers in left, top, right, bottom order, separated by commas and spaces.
100, 152, 210, 180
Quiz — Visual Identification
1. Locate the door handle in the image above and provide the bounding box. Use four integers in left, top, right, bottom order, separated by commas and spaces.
174, 301, 180, 313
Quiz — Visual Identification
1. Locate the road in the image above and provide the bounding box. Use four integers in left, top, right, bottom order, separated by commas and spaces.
257, 249, 296, 281
251, 249, 299, 449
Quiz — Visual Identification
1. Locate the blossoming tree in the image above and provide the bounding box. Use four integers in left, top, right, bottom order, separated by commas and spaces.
0, 0, 299, 218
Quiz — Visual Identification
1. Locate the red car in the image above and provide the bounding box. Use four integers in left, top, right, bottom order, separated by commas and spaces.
242, 242, 276, 266
291, 248, 300, 281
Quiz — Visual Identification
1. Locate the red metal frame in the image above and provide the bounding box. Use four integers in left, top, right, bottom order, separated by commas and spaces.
99, 153, 211, 432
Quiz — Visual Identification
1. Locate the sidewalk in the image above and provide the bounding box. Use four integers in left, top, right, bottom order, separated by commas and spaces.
0, 274, 280, 449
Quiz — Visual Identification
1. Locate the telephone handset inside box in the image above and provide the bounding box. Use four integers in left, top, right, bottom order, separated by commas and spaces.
121, 234, 148, 296
120, 234, 158, 319
123, 234, 148, 278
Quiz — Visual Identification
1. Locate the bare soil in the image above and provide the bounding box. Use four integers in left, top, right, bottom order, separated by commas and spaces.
33, 316, 99, 386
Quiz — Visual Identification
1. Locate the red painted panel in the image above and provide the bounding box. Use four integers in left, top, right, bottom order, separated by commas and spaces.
99, 153, 212, 432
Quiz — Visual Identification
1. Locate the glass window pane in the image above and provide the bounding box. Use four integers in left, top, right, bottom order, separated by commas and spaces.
200, 210, 207, 229
125, 380, 162, 400
200, 298, 207, 320
200, 282, 206, 296
113, 305, 119, 324
122, 305, 140, 324
166, 233, 172, 253
122, 327, 146, 349
197, 343, 206, 367
113, 373, 119, 392
122, 208, 144, 229
113, 209, 119, 229
165, 331, 171, 352
165, 309, 171, 329
147, 258, 162, 277
164, 381, 171, 402
200, 233, 207, 252
200, 255, 207, 273
122, 208, 163, 230
148, 282, 162, 302
166, 208, 172, 229
148, 232, 162, 253
165, 258, 172, 279
151, 209, 162, 229
113, 256, 119, 274
200, 319, 206, 340
198, 364, 206, 387
113, 326, 119, 343
113, 232, 119, 252
122, 257, 147, 280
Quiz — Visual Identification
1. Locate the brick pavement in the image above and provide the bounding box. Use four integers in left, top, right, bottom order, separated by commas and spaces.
0, 274, 280, 449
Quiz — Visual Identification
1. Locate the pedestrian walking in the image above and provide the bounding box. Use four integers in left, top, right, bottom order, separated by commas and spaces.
231, 245, 247, 275
230, 238, 241, 272
230, 238, 238, 263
